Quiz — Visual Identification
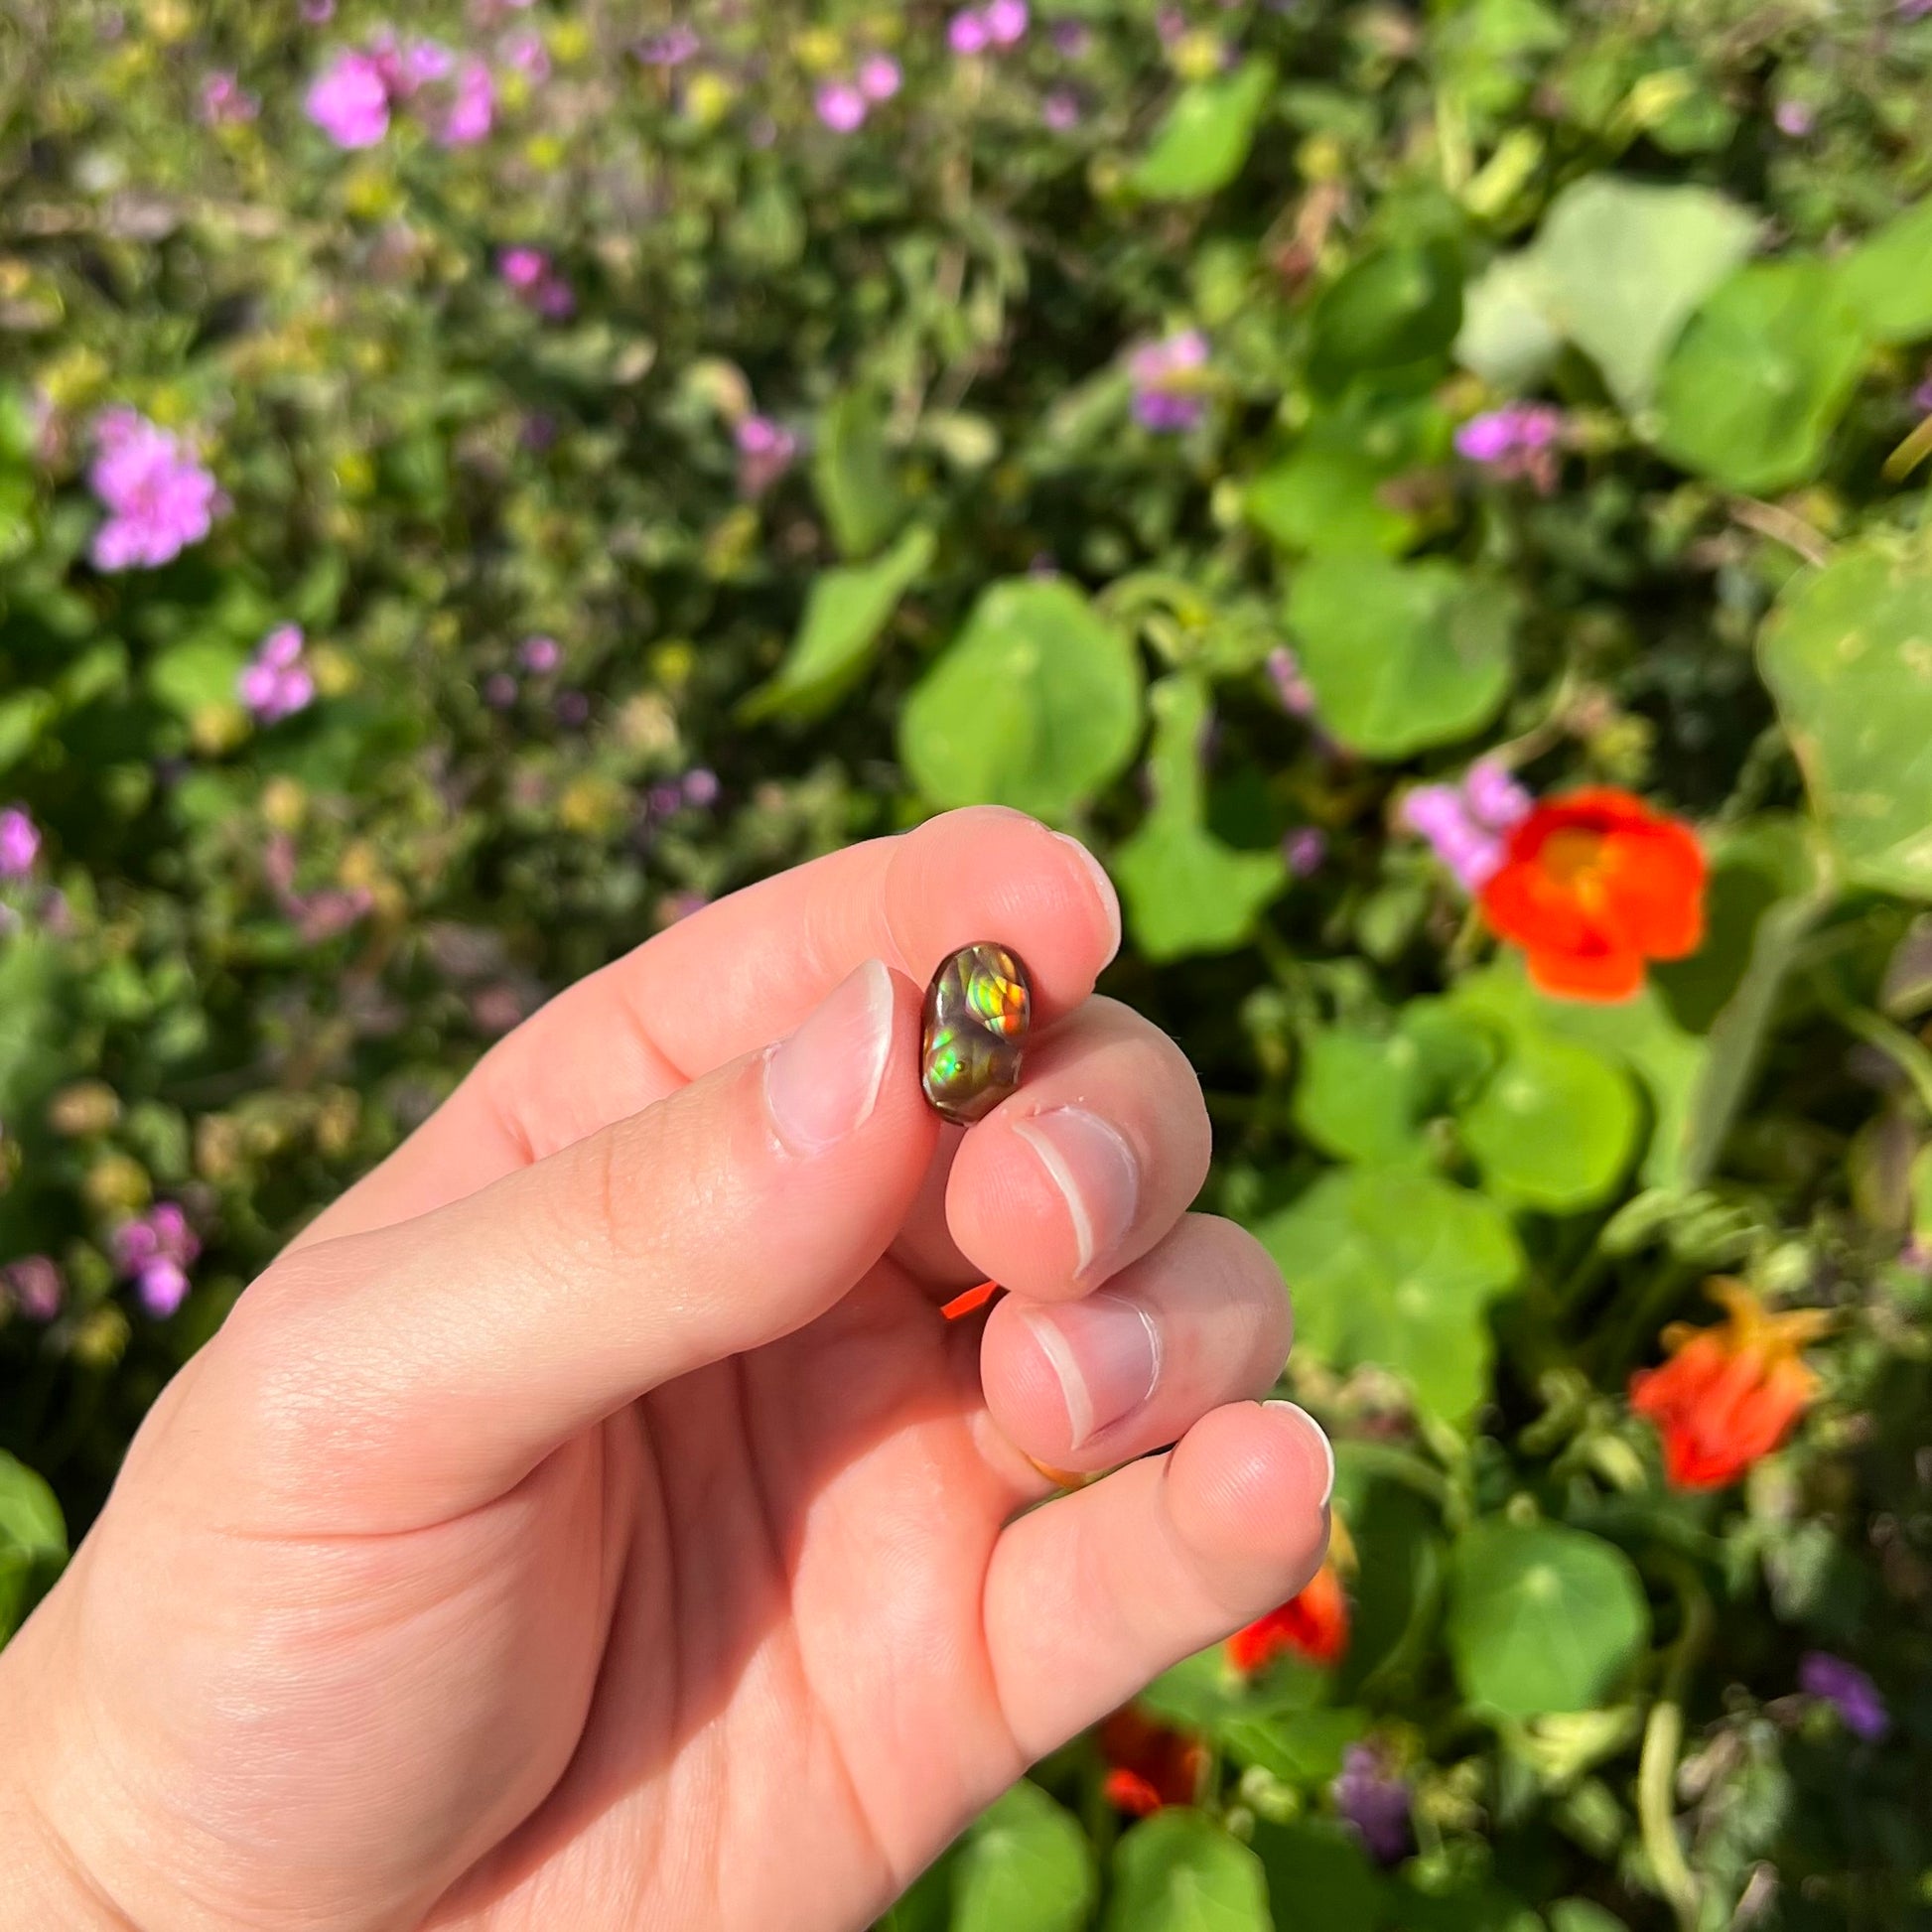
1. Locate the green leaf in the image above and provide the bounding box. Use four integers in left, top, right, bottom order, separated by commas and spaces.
899, 579, 1144, 822
1458, 1029, 1640, 1212
1287, 556, 1517, 759
1130, 59, 1276, 201
812, 389, 903, 559
0, 690, 55, 775
1654, 258, 1868, 493
0, 1452, 66, 1641
1245, 446, 1418, 558
953, 1781, 1097, 1932
1251, 1820, 1386, 1932
739, 527, 935, 724
1309, 242, 1464, 391
1113, 675, 1285, 962
0, 933, 67, 1128
1252, 1169, 1522, 1419
1757, 543, 1932, 897
1103, 1811, 1270, 1932
1446, 1520, 1650, 1719
146, 638, 249, 722
1838, 196, 1932, 345
1293, 1027, 1430, 1166
1454, 252, 1564, 391
1222, 1707, 1369, 1786
1551, 1903, 1630, 1932
1531, 176, 1758, 411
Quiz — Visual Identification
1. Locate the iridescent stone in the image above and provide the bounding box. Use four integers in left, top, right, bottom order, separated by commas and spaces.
920, 942, 1034, 1125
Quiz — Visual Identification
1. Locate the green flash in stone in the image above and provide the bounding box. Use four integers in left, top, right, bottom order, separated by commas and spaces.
919, 942, 1034, 1125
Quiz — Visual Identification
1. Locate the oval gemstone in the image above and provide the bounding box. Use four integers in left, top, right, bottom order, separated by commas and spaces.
920, 942, 1034, 1125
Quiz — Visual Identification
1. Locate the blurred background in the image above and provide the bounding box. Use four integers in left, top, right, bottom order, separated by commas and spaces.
1, 2, 1930, 1927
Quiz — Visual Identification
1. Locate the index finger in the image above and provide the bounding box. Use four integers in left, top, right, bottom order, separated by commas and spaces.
298, 806, 1121, 1246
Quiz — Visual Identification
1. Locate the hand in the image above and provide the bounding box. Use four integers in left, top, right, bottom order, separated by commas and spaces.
0, 807, 1331, 1932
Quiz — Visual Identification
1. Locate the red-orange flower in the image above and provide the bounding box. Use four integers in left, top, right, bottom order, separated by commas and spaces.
1225, 1560, 1350, 1675
1479, 787, 1706, 1002
1629, 1279, 1832, 1490
1098, 1707, 1208, 1817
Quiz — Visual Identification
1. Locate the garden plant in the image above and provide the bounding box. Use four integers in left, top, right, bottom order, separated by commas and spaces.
1, 1, 1931, 1927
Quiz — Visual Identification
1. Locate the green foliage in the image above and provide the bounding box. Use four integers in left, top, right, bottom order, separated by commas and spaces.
1103, 1812, 1269, 1932
954, 1782, 1098, 1932
0, 1452, 66, 1639
1458, 1028, 1640, 1212
1131, 60, 1277, 202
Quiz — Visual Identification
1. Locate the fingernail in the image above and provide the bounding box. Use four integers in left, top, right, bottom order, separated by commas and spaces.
1011, 1107, 1139, 1277
1265, 1400, 1335, 1509
1023, 1292, 1161, 1449
764, 959, 896, 1156
1054, 832, 1121, 963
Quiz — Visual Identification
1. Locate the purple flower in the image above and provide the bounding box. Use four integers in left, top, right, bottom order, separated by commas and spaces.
949, 10, 992, 55
816, 80, 868, 132
88, 408, 221, 572
201, 71, 260, 125
639, 26, 702, 66
1800, 1653, 1890, 1741
499, 245, 549, 290
1774, 100, 1816, 137
1399, 760, 1531, 895
1129, 330, 1210, 433
1266, 646, 1316, 720
985, 0, 1030, 44
113, 1201, 201, 1319
1913, 363, 1932, 414
437, 56, 495, 145
1052, 20, 1093, 57
1462, 758, 1533, 835
1901, 0, 1932, 15
555, 689, 591, 728
301, 0, 337, 21
737, 413, 798, 497
519, 634, 562, 674
858, 55, 902, 102
1042, 88, 1081, 130
1454, 403, 1565, 488
306, 49, 391, 147
1285, 827, 1327, 877
4, 1255, 63, 1322
238, 624, 316, 725
1332, 1743, 1414, 1866
500, 28, 549, 79
0, 807, 40, 881
647, 779, 685, 817
683, 767, 721, 809
483, 671, 518, 709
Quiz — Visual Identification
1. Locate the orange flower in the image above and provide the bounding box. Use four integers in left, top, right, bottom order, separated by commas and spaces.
1479, 787, 1706, 1001
1629, 1279, 1832, 1489
1098, 1708, 1208, 1817
1225, 1560, 1350, 1674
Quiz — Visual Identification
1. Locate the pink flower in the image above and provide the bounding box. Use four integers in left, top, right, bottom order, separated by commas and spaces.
500, 28, 549, 79
1128, 330, 1210, 432
238, 624, 316, 725
4, 1256, 63, 1322
985, 0, 1030, 45
0, 807, 39, 881
519, 634, 561, 673
1266, 646, 1316, 719
306, 48, 391, 147
858, 55, 902, 101
639, 26, 701, 66
88, 408, 222, 572
816, 81, 868, 132
1042, 87, 1080, 130
949, 10, 991, 55
437, 57, 495, 145
201, 71, 260, 125
1399, 759, 1533, 895
1454, 404, 1565, 488
498, 245, 549, 290
1774, 100, 1816, 137
736, 414, 798, 497
113, 1202, 201, 1319
300, 0, 337, 20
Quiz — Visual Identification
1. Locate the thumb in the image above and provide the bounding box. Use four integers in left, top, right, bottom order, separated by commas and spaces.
208, 960, 938, 1526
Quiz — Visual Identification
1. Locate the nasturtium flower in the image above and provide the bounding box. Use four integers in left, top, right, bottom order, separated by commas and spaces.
1479, 787, 1706, 1001
87, 408, 222, 572
1098, 1707, 1207, 1817
1629, 1279, 1830, 1490
1226, 1559, 1349, 1673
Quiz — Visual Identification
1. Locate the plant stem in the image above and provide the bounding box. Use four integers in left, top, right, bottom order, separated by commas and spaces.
1637, 1564, 1714, 1931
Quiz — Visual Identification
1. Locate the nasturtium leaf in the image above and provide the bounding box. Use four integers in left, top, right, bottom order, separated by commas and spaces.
1286, 556, 1517, 759
145, 638, 250, 722
1458, 1029, 1640, 1212
1252, 1169, 1523, 1419
899, 579, 1144, 822
1446, 1520, 1650, 1719
1757, 544, 1932, 897
1532, 176, 1758, 411
1222, 1707, 1369, 1787
1454, 251, 1564, 390
953, 1780, 1097, 1932
1839, 195, 1932, 345
1250, 1820, 1385, 1932
1245, 446, 1418, 557
1309, 242, 1464, 391
1130, 59, 1276, 201
1112, 675, 1285, 962
739, 526, 935, 724
1103, 1810, 1270, 1932
1293, 1027, 1430, 1166
1654, 258, 1868, 492
812, 388, 903, 559
0, 1452, 66, 1640
1332, 1464, 1447, 1699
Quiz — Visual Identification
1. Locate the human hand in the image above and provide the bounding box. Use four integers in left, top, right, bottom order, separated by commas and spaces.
0, 807, 1332, 1932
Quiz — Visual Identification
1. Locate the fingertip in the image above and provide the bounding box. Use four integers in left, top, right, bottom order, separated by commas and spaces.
1166, 1400, 1333, 1586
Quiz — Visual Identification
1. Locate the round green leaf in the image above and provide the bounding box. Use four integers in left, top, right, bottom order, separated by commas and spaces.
1459, 1029, 1640, 1211
1446, 1520, 1650, 1718
1252, 1169, 1522, 1419
1839, 195, 1932, 345
1309, 243, 1464, 391
1287, 557, 1517, 759
1129, 59, 1276, 201
1103, 1810, 1270, 1932
1246, 447, 1417, 558
1293, 1028, 1429, 1166
811, 388, 904, 560
953, 1781, 1097, 1932
900, 579, 1144, 822
1251, 1820, 1385, 1932
1654, 259, 1868, 493
1757, 544, 1932, 897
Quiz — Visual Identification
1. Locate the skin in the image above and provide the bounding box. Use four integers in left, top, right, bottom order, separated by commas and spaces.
0, 806, 1331, 1932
